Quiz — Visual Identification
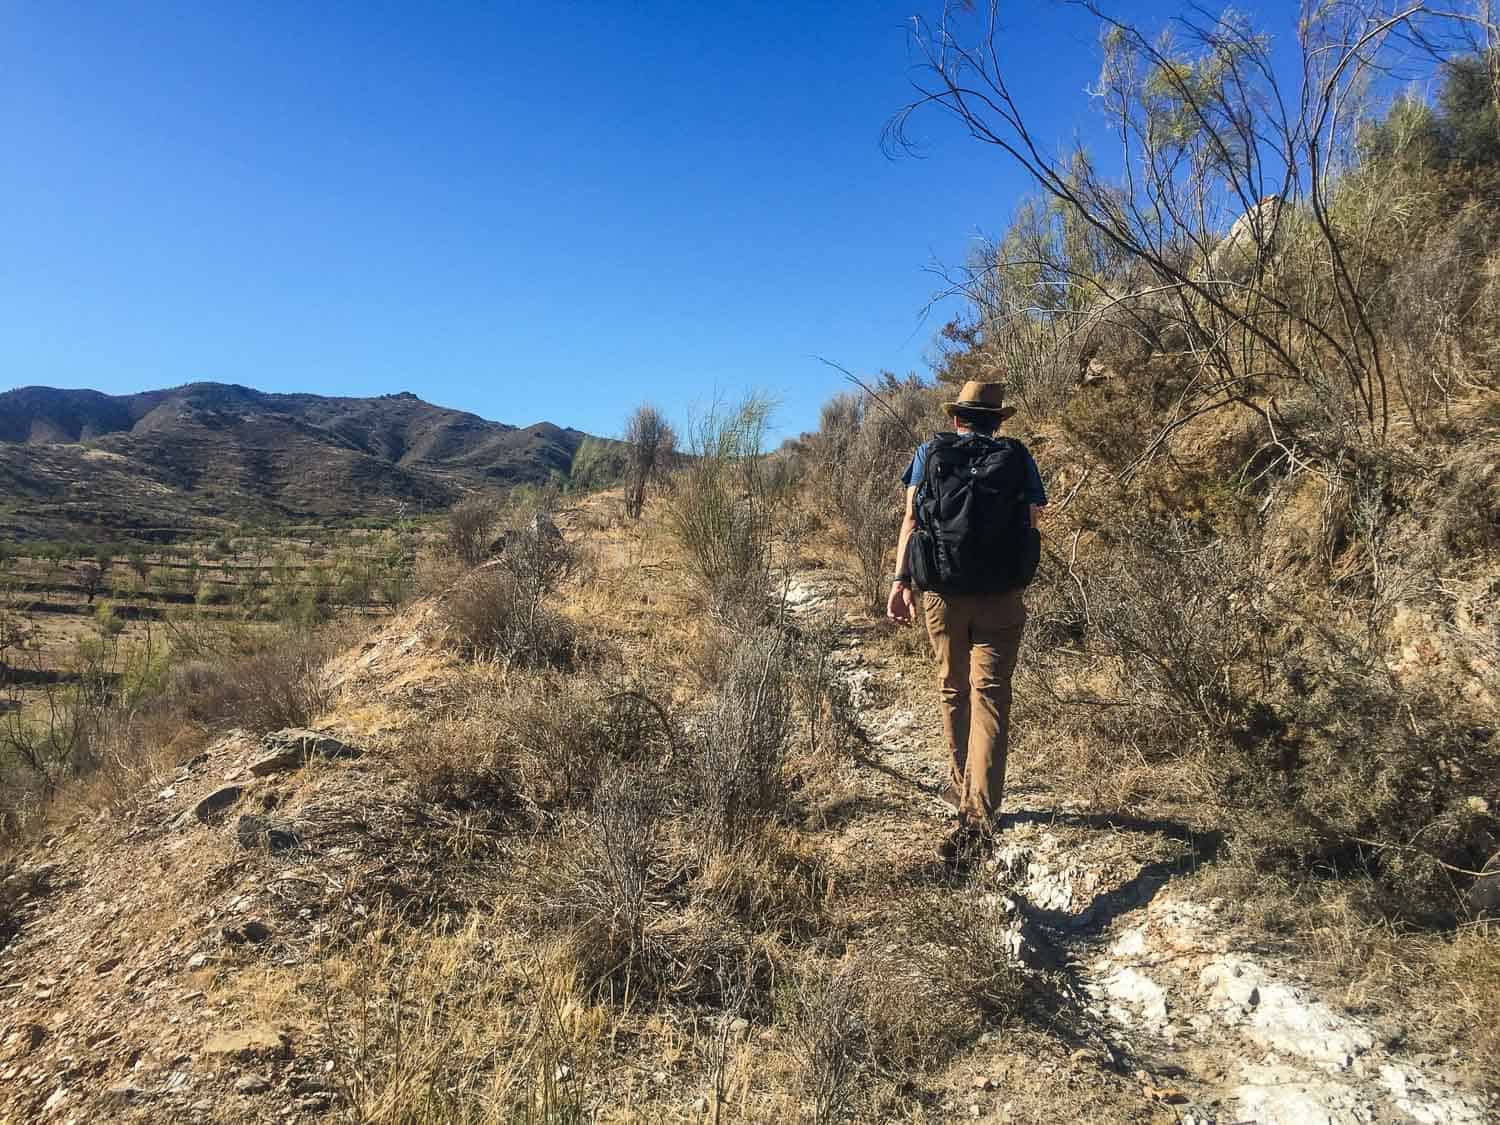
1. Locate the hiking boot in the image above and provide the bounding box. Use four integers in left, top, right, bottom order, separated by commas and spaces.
934, 823, 991, 869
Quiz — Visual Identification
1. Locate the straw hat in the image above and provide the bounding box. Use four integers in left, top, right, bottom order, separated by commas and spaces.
942, 380, 1017, 422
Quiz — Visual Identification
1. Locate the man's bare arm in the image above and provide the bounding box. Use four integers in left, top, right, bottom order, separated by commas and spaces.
887, 486, 918, 624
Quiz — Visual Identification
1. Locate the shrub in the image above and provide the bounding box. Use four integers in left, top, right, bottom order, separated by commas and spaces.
173, 627, 339, 733
444, 493, 502, 567
789, 612, 859, 761
814, 376, 941, 614
567, 434, 628, 494
622, 404, 677, 519
665, 395, 777, 626
695, 629, 793, 850
420, 669, 676, 811
790, 961, 865, 1125
529, 766, 674, 1001
441, 568, 576, 668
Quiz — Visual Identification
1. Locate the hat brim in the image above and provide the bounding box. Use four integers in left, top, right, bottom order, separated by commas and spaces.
944, 401, 1018, 421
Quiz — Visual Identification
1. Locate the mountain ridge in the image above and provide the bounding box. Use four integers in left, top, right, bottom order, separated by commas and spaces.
0, 382, 595, 540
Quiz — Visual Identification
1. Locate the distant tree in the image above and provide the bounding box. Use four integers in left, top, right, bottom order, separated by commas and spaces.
623, 404, 677, 520
78, 560, 104, 605
127, 547, 149, 582
1438, 51, 1500, 168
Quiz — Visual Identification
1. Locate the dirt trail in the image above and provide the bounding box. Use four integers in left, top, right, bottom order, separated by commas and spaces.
785, 575, 1494, 1125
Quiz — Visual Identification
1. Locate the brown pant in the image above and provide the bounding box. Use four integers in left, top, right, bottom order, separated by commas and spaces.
923, 589, 1026, 829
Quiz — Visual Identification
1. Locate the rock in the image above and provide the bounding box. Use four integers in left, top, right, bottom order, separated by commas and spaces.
1233, 1065, 1371, 1125
0, 862, 61, 909
235, 1073, 272, 1094
247, 750, 303, 777
1102, 967, 1168, 1023
259, 729, 361, 770
193, 785, 245, 824
95, 955, 123, 975
1201, 959, 1262, 1011
187, 953, 210, 970
2, 1023, 46, 1059
102, 1082, 143, 1107
1245, 980, 1374, 1070
203, 1023, 291, 1061
222, 920, 274, 946
1207, 195, 1283, 282
235, 815, 302, 852
1468, 858, 1500, 917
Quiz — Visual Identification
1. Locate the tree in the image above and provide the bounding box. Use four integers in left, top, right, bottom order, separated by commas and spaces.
78, 561, 104, 605
1439, 50, 1500, 167
890, 1, 1499, 450
623, 404, 677, 520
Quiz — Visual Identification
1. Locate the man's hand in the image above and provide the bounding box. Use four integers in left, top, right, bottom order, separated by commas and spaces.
886, 581, 915, 625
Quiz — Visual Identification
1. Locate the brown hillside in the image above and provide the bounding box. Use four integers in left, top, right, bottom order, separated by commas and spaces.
0, 383, 593, 541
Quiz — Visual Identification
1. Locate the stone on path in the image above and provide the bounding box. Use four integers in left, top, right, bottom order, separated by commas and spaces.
203, 1024, 290, 1061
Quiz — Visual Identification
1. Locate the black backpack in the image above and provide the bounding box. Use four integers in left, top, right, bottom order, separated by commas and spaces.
906, 432, 1041, 596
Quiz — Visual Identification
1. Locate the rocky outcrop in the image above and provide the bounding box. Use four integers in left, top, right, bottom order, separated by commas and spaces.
1206, 195, 1284, 282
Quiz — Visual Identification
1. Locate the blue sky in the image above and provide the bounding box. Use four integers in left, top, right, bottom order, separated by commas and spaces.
3, 1, 1202, 443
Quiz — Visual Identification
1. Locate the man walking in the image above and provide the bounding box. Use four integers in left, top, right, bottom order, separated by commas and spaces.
886, 381, 1046, 867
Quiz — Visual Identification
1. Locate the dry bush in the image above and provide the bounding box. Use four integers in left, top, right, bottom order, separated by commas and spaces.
788, 612, 859, 762
622, 403, 676, 519
174, 627, 340, 733
815, 376, 941, 613
442, 569, 576, 668
665, 396, 777, 626
445, 493, 503, 567
692, 825, 830, 941
892, 886, 1036, 1026
440, 504, 579, 667
788, 961, 865, 1124
528, 767, 765, 1007
695, 629, 793, 851
1017, 502, 1500, 921
0, 622, 346, 841
416, 668, 675, 814
314, 914, 611, 1124
1431, 927, 1500, 1074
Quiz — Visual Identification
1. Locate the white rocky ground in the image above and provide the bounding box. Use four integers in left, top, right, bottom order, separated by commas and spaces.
1, 576, 1491, 1124
785, 576, 1495, 1125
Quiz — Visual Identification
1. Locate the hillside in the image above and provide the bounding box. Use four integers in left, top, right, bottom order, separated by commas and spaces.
0, 383, 592, 541
0, 486, 1493, 1124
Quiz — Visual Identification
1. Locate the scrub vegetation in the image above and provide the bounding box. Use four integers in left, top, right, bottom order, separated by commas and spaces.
1, 5, 1497, 1123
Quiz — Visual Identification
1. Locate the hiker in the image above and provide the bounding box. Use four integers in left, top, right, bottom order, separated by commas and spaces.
886, 381, 1046, 866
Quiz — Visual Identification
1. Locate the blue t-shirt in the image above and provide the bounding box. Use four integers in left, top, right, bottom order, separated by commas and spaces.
902, 438, 1048, 505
